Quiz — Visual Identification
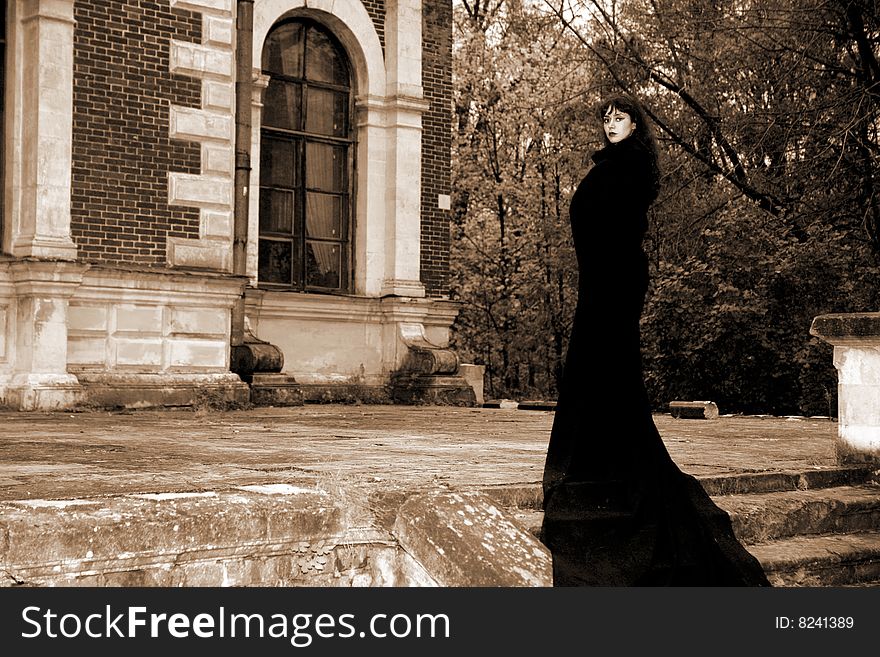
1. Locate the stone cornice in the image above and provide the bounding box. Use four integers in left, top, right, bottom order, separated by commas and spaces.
9, 260, 85, 297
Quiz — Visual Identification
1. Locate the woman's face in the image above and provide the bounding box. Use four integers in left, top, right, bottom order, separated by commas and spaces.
603, 106, 636, 144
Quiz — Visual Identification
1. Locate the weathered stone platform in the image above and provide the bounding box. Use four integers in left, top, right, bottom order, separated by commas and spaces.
0, 406, 870, 587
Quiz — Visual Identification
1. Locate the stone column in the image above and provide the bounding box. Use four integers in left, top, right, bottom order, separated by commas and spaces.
382, 0, 428, 298
7, 260, 83, 410
810, 313, 880, 463
9, 0, 78, 259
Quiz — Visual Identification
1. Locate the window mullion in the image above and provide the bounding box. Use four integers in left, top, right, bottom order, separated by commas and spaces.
295, 137, 306, 290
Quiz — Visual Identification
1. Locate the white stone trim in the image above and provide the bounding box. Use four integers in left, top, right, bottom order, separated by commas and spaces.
251, 1, 427, 298
170, 106, 234, 143
204, 15, 235, 46
253, 0, 386, 97
167, 1, 236, 271
171, 0, 234, 14
170, 41, 235, 79
169, 172, 234, 208
1, 260, 85, 410
167, 237, 233, 271
204, 80, 235, 112
385, 0, 424, 98
202, 144, 235, 176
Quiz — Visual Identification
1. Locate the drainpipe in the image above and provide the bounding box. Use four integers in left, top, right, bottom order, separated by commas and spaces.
228, 1, 286, 388
231, 0, 254, 348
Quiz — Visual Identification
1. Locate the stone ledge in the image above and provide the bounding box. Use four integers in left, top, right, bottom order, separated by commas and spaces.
0, 486, 435, 587
0, 484, 555, 587
810, 312, 880, 345
392, 490, 552, 587
670, 400, 719, 420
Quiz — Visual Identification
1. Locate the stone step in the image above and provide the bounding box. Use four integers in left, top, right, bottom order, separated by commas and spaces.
748, 531, 880, 587
697, 466, 877, 496
502, 484, 880, 587
509, 508, 544, 537
716, 484, 880, 544
481, 465, 878, 511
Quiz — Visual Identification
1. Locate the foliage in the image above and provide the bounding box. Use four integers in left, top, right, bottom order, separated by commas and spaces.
641, 199, 880, 415
451, 0, 880, 414
450, 1, 588, 399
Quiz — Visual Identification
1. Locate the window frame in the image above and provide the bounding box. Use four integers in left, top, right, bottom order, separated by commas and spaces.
258, 18, 355, 294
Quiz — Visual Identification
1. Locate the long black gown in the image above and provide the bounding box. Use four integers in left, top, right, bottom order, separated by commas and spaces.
540, 137, 771, 586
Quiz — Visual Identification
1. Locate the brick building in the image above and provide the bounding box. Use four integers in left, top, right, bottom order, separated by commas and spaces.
0, 0, 473, 410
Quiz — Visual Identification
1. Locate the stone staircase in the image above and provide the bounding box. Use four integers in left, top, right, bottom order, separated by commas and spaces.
485, 465, 880, 587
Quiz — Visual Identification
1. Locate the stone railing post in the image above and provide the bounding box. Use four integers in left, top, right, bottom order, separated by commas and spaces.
810, 313, 880, 463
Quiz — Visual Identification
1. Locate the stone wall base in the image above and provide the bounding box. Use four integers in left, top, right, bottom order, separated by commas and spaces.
835, 432, 880, 465
297, 383, 393, 405
74, 372, 250, 410
249, 373, 304, 407
390, 373, 477, 406
0, 374, 83, 411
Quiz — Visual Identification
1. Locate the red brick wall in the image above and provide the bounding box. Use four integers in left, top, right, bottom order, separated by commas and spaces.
70, 0, 452, 292
71, 1, 202, 267
421, 0, 453, 297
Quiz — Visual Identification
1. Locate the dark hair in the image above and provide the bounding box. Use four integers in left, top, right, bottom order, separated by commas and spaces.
598, 94, 661, 197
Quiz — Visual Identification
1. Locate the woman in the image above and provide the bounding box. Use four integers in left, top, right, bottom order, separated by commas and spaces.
540, 95, 770, 586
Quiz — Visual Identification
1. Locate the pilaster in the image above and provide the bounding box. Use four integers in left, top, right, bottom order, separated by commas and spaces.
381, 0, 428, 298
8, 0, 78, 259
5, 260, 84, 410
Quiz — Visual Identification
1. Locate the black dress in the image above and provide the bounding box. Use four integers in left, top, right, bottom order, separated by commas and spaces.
540, 138, 771, 586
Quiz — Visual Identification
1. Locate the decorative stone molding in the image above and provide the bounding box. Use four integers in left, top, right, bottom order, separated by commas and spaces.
67, 266, 246, 375
391, 323, 475, 406
810, 312, 880, 463
167, 0, 237, 271
397, 323, 459, 375
244, 292, 460, 377
253, 0, 387, 98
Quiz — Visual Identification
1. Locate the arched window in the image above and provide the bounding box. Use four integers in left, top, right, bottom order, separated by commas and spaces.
259, 19, 353, 292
